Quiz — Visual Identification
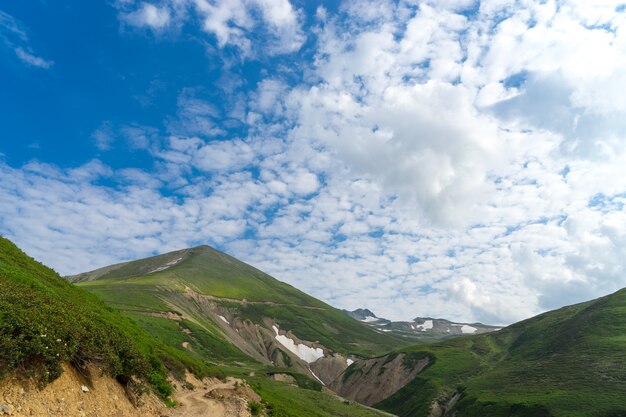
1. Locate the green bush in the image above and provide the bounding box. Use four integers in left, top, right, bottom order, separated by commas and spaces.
249, 400, 263, 415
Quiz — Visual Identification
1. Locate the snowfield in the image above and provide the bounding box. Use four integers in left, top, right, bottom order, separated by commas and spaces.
148, 256, 184, 274
461, 325, 477, 334
272, 325, 324, 363
415, 320, 434, 331
361, 316, 379, 323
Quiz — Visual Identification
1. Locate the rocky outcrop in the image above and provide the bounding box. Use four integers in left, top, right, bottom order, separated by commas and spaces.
310, 354, 350, 385
330, 353, 430, 406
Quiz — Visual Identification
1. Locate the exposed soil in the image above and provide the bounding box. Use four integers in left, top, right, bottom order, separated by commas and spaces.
310, 354, 350, 385
168, 374, 261, 417
330, 353, 430, 406
0, 364, 164, 417
0, 366, 260, 417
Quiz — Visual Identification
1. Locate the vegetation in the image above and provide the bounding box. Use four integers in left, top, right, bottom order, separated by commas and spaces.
376, 289, 626, 417
249, 400, 262, 415
265, 368, 323, 391
248, 376, 389, 417
0, 237, 216, 399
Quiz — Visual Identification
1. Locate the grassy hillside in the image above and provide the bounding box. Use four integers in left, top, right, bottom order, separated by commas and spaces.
376, 289, 626, 417
71, 245, 410, 358
0, 237, 216, 399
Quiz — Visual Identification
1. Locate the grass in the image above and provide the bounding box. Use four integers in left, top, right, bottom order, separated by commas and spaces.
248, 376, 391, 417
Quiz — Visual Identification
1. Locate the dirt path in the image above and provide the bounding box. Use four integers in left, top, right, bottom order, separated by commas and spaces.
183, 287, 326, 310
170, 389, 227, 417
167, 376, 259, 417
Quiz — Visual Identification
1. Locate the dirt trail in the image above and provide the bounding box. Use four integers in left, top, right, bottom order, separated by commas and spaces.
183, 287, 326, 310
167, 375, 260, 417
170, 389, 226, 417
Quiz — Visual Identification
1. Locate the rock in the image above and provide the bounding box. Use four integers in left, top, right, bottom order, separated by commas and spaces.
81, 385, 89, 393
0, 403, 10, 415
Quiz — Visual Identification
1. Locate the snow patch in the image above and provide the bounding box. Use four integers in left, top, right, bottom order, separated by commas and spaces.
308, 368, 325, 385
148, 256, 183, 274
415, 320, 434, 331
347, 358, 354, 366
218, 315, 229, 325
461, 325, 477, 334
272, 325, 324, 363
361, 316, 379, 323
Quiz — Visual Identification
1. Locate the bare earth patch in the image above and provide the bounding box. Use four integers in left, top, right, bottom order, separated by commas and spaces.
0, 364, 164, 417
169, 374, 261, 417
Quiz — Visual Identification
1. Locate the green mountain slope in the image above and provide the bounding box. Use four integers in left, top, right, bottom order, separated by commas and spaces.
373, 288, 626, 417
68, 245, 412, 384
0, 237, 214, 399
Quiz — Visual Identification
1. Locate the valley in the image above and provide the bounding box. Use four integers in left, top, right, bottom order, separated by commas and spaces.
3, 237, 626, 417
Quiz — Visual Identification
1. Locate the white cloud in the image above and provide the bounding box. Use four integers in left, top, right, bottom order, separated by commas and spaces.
91, 122, 115, 151
122, 2, 172, 29
14, 47, 53, 68
0, 10, 53, 69
118, 0, 304, 55
192, 0, 305, 55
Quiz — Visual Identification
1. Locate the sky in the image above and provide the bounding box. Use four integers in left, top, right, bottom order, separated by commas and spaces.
2, 0, 626, 325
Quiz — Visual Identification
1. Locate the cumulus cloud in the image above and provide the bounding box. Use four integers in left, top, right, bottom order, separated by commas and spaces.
193, 0, 304, 54
122, 2, 172, 29
117, 0, 304, 55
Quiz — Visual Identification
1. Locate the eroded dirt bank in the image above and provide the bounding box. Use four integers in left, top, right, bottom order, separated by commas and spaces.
0, 365, 260, 417
330, 353, 430, 406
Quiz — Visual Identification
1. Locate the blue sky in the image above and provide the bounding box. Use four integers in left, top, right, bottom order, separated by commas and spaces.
2, 0, 626, 324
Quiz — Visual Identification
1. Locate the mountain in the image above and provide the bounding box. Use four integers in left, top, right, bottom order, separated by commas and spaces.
341, 309, 500, 340
0, 238, 398, 417
67, 245, 412, 387
336, 289, 626, 417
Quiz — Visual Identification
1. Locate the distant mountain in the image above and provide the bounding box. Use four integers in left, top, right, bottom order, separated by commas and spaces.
341, 308, 390, 325
341, 308, 499, 340
68, 245, 412, 387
